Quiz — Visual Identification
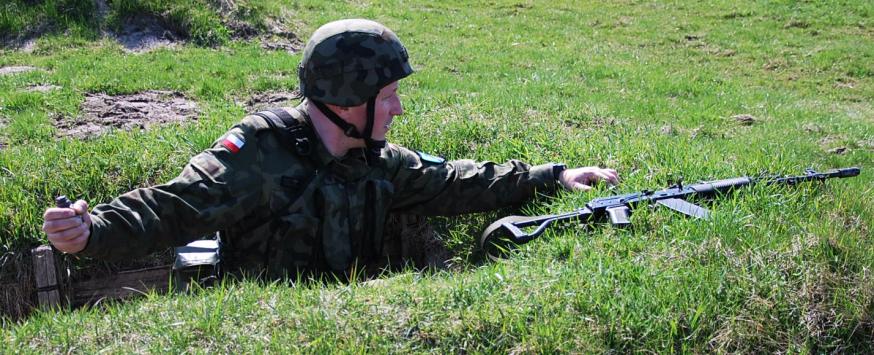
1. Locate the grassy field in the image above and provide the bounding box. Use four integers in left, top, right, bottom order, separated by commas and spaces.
1, 0, 873, 352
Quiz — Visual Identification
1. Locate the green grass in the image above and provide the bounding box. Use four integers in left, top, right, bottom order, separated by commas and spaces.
1, 0, 279, 46
0, 0, 98, 41
1, 0, 873, 352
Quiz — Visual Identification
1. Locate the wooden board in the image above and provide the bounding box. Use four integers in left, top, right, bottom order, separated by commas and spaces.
31, 246, 61, 309
3, 245, 176, 319
70, 265, 171, 307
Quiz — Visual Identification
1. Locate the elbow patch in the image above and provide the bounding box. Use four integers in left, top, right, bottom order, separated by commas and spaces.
190, 153, 228, 181
168, 153, 232, 206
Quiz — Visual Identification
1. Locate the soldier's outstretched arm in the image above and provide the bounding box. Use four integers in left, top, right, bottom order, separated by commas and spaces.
74, 122, 269, 261
385, 144, 563, 216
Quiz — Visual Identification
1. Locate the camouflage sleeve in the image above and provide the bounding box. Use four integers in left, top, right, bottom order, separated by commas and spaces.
79, 120, 268, 261
385, 144, 561, 216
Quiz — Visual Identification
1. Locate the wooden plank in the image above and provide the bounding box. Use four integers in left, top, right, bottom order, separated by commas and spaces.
31, 245, 61, 309
71, 265, 171, 307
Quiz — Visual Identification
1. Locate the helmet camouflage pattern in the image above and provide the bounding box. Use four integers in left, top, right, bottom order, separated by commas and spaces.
299, 19, 414, 107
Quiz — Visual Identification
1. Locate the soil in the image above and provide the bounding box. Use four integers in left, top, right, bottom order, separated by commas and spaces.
388, 214, 453, 270
660, 124, 676, 135
56, 90, 200, 139
683, 33, 736, 57
17, 38, 37, 53
226, 17, 303, 53
0, 20, 46, 52
732, 114, 757, 125
827, 146, 848, 155
244, 90, 300, 112
25, 84, 62, 93
112, 15, 183, 53
0, 66, 39, 75
260, 37, 303, 53
802, 123, 823, 133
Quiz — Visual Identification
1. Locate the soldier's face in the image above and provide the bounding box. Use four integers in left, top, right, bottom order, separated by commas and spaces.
370, 81, 404, 141
336, 81, 403, 142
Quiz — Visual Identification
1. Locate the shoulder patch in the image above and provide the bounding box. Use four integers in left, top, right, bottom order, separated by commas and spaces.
416, 151, 445, 164
221, 133, 246, 153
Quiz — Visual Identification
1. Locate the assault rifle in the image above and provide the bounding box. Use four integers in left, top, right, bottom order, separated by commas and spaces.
481, 167, 860, 258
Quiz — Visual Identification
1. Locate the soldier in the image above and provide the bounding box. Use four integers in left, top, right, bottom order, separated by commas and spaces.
41, 19, 618, 278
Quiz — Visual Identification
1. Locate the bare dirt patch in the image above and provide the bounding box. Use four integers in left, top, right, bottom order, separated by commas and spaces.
18, 38, 37, 53
682, 33, 737, 57
835, 78, 856, 89
0, 66, 39, 75
243, 90, 300, 112
802, 123, 823, 133
81, 0, 182, 53
112, 15, 183, 53
25, 84, 62, 93
56, 90, 200, 139
818, 135, 851, 155
1, 21, 46, 52
732, 114, 758, 126
827, 146, 848, 155
226, 16, 303, 53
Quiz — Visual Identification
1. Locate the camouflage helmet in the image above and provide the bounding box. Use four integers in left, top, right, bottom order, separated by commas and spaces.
299, 19, 414, 107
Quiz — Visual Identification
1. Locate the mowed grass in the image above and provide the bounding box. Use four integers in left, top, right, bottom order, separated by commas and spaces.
1, 0, 873, 352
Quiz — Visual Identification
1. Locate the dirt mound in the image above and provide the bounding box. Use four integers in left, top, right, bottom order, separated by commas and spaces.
89, 0, 181, 53
1, 38, 37, 53
225, 16, 303, 53
1, 19, 46, 52
244, 91, 300, 112
0, 66, 39, 75
112, 15, 183, 52
56, 90, 200, 139
256, 22, 303, 53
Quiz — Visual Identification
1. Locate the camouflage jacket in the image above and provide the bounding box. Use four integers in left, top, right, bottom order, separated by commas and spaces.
81, 102, 561, 277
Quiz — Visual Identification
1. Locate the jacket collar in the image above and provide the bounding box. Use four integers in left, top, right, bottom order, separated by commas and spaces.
296, 101, 373, 182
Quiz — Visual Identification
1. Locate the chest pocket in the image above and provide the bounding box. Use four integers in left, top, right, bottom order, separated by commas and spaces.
318, 177, 395, 271
260, 169, 322, 277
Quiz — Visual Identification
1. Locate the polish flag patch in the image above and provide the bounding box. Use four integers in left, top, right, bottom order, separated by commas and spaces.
221, 134, 245, 153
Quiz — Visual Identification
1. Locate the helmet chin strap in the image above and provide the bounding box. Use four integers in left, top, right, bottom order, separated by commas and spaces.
311, 97, 385, 164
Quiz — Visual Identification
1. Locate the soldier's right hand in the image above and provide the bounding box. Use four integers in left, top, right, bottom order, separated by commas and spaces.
42, 200, 92, 253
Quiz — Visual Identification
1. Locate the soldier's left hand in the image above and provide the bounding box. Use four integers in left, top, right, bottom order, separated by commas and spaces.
558, 166, 619, 191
